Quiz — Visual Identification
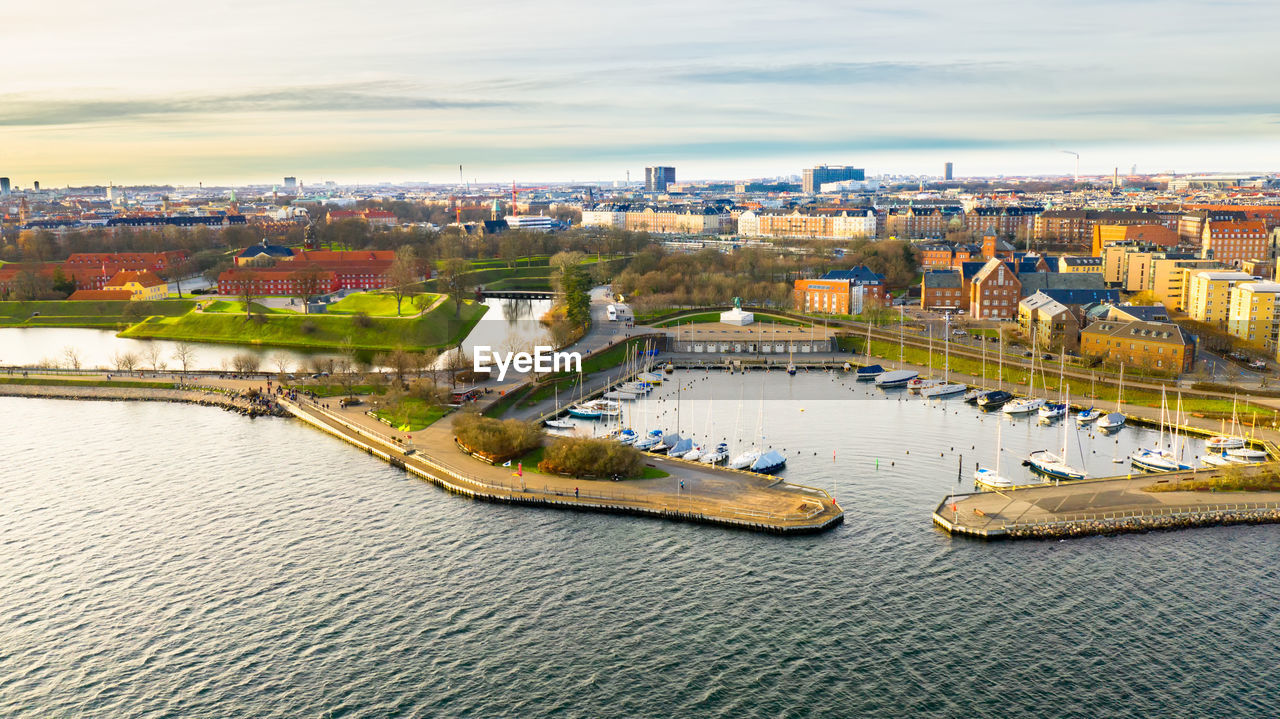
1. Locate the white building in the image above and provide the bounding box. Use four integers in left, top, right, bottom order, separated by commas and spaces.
504, 214, 554, 232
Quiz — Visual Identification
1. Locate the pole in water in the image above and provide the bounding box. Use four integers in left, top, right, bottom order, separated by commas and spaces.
876, 458, 880, 470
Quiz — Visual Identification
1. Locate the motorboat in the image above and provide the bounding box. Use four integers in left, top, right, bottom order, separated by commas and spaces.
1038, 402, 1067, 420
1096, 412, 1126, 431
921, 383, 967, 399
963, 388, 985, 403
1076, 407, 1102, 425
1027, 449, 1087, 481
786, 363, 797, 376
728, 449, 761, 470
1227, 446, 1267, 462
617, 428, 638, 445
1002, 396, 1045, 415
663, 362, 675, 374
908, 377, 944, 394
544, 418, 575, 430
1129, 447, 1191, 472
976, 390, 1013, 410
750, 450, 787, 475
567, 405, 602, 420
875, 369, 918, 388
855, 364, 884, 381
1207, 435, 1246, 451
604, 390, 639, 401
699, 442, 729, 464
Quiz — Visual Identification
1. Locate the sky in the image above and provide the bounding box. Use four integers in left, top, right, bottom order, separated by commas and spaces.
3, 0, 1279, 187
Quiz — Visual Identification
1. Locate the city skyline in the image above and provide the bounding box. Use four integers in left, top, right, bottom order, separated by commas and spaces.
4, 0, 1279, 186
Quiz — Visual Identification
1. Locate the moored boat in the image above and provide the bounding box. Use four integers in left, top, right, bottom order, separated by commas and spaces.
875, 369, 918, 388
976, 390, 1013, 409
567, 405, 602, 420
921, 383, 967, 398
1038, 402, 1067, 420
699, 442, 729, 464
1076, 407, 1102, 425
1002, 397, 1045, 415
750, 450, 787, 475
855, 364, 884, 381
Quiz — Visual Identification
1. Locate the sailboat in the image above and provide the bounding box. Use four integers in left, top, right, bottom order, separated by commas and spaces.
729, 386, 766, 470
566, 374, 603, 420
1003, 331, 1045, 415
1096, 363, 1126, 431
1207, 396, 1246, 450
856, 321, 883, 380
921, 317, 966, 398
974, 418, 1017, 488
1037, 350, 1068, 419
963, 338, 987, 403
977, 332, 1012, 409
1027, 384, 1088, 481
1076, 375, 1101, 425
908, 324, 944, 393
544, 383, 576, 429
1130, 387, 1192, 472
876, 306, 918, 388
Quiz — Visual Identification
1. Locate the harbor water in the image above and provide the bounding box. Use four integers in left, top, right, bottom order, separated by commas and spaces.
2, 381, 1277, 717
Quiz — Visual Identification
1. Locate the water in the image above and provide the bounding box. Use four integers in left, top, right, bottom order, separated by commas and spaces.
0, 298, 550, 373
3, 389, 1278, 718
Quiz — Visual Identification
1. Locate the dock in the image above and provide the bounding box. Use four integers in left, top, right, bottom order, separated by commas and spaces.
934, 466, 1280, 540
280, 395, 844, 535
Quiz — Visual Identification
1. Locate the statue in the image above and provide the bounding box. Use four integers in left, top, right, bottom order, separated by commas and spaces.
733, 296, 742, 310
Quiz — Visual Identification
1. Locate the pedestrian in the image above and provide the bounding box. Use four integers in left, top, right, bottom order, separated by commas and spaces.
575, 487, 579, 498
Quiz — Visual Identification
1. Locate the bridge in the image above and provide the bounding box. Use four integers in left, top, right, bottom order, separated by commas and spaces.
476, 289, 560, 300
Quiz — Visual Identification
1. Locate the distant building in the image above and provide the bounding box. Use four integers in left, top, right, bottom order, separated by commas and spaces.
736, 209, 875, 239
921, 269, 965, 312
283, 176, 297, 190
0, 177, 8, 195
1091, 223, 1179, 256
580, 203, 725, 234
32, 181, 39, 191
1227, 281, 1280, 351
504, 215, 554, 232
944, 162, 953, 181
327, 208, 397, 227
1201, 220, 1268, 265
1185, 270, 1254, 327
793, 267, 885, 314
1038, 210, 1172, 246
97, 270, 168, 301
803, 165, 865, 194
236, 240, 297, 266
644, 166, 675, 193
1017, 292, 1083, 351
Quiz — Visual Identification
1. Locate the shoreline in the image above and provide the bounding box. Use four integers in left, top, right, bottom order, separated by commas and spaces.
0, 382, 289, 418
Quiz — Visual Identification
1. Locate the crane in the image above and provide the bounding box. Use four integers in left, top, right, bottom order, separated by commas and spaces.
1060, 150, 1080, 183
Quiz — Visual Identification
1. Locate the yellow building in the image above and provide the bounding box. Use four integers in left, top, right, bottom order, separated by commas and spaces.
1227, 281, 1280, 351
1150, 258, 1220, 311
104, 270, 168, 301
1080, 319, 1196, 373
1185, 270, 1253, 328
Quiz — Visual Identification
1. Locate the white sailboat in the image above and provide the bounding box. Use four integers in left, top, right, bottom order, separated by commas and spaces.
1003, 331, 1045, 415
974, 418, 1017, 488
1207, 396, 1246, 450
1027, 384, 1088, 482
1130, 387, 1191, 472
1037, 350, 1068, 419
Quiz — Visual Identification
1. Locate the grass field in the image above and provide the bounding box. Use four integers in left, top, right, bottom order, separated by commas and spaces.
201, 300, 299, 315
859, 338, 1276, 419
0, 376, 176, 389
121, 298, 486, 352
0, 300, 196, 327
373, 398, 450, 431
326, 292, 440, 317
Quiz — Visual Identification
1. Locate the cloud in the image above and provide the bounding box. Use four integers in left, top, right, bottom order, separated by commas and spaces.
673, 61, 1013, 86
0, 84, 516, 127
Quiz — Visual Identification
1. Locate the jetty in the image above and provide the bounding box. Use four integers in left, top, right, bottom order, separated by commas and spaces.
280, 395, 844, 535
934, 466, 1280, 540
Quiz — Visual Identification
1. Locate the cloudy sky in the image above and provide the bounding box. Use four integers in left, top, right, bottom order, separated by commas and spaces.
4, 0, 1278, 186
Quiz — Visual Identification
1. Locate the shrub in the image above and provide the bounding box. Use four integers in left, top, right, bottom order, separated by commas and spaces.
453, 412, 542, 461
300, 319, 318, 335
353, 311, 373, 328
538, 437, 644, 478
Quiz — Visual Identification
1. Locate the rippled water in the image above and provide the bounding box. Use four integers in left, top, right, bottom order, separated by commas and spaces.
3, 394, 1278, 718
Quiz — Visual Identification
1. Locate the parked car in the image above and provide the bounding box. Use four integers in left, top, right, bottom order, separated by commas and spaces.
1249, 360, 1267, 370
1023, 350, 1033, 357
952, 329, 967, 337
1041, 353, 1053, 361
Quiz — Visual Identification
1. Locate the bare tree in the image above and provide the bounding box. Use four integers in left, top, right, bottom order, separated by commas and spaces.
291, 266, 329, 314
62, 346, 82, 371
387, 245, 420, 316
272, 354, 293, 376
112, 351, 140, 375
172, 342, 197, 374
236, 270, 260, 318
438, 257, 472, 318
143, 342, 165, 372
231, 353, 262, 374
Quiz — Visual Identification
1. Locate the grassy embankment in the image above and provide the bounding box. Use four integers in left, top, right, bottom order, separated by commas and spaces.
513, 446, 670, 480
0, 376, 175, 389
651, 312, 808, 328
854, 337, 1276, 419
373, 399, 450, 431
1146, 466, 1280, 493
326, 292, 441, 317
121, 298, 486, 352
0, 300, 196, 328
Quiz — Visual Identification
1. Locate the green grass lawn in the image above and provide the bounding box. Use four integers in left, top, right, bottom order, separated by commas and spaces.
0, 299, 195, 327
860, 338, 1276, 419
121, 298, 486, 352
373, 398, 449, 431
326, 292, 440, 317
0, 376, 176, 389
201, 300, 300, 315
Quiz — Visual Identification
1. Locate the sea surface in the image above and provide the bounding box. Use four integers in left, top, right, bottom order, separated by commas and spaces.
3, 387, 1278, 718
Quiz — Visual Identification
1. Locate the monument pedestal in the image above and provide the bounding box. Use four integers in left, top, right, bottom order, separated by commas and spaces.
720, 307, 754, 326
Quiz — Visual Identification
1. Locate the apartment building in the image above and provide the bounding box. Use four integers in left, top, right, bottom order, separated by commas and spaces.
1184, 270, 1254, 327
921, 270, 966, 312
1091, 223, 1179, 257
736, 209, 875, 239
1038, 210, 1172, 246
1227, 281, 1280, 351
1201, 220, 1269, 265
1080, 320, 1196, 373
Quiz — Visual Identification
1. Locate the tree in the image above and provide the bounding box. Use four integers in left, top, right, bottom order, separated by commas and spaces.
272, 354, 293, 376
62, 346, 82, 370
438, 257, 471, 318
143, 342, 165, 372
231, 353, 262, 374
387, 245, 419, 316
291, 266, 329, 314
236, 271, 260, 318
172, 342, 197, 374
111, 351, 140, 375
50, 267, 77, 297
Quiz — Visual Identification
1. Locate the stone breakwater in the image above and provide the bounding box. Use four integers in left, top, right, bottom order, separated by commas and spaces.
0, 383, 289, 418
1007, 507, 1280, 540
